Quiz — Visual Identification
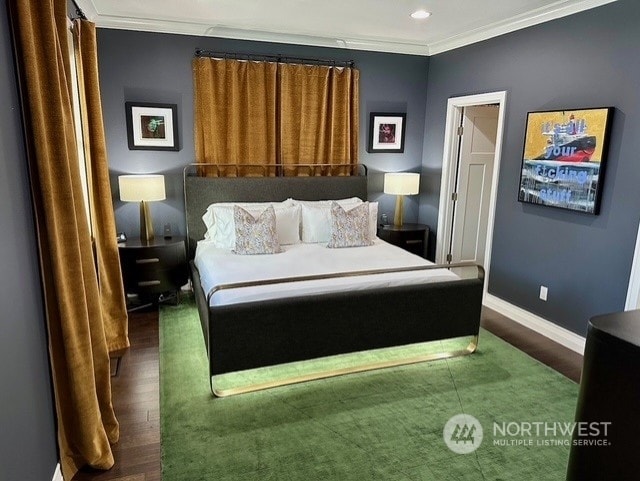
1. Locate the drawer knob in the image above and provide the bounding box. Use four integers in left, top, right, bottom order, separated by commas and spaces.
136, 258, 160, 264
405, 239, 422, 245
137, 280, 161, 287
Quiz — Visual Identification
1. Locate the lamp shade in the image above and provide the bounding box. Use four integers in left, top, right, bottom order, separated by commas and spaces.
118, 174, 166, 202
384, 173, 420, 195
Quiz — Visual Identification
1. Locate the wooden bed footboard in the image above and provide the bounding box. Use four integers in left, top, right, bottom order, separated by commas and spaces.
190, 261, 484, 396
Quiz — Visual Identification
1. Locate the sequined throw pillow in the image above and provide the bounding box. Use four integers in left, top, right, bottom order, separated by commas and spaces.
327, 201, 373, 248
233, 205, 281, 255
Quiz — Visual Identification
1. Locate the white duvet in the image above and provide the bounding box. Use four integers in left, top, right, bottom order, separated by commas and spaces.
194, 239, 458, 306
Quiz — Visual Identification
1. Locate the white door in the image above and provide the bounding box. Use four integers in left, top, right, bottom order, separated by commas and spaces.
448, 105, 498, 267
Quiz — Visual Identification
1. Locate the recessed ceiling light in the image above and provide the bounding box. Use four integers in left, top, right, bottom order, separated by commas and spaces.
410, 10, 431, 20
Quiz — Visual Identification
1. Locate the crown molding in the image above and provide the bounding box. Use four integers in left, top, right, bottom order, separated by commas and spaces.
427, 0, 618, 55
92, 15, 431, 56
78, 0, 617, 57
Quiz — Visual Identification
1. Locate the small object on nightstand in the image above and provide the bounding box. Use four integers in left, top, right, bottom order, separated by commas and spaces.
163, 223, 172, 239
377, 223, 429, 258
117, 232, 127, 243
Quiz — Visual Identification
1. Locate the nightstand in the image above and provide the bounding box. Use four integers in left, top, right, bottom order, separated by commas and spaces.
377, 224, 429, 258
118, 237, 188, 305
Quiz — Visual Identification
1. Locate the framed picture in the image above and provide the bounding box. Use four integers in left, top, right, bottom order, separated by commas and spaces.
518, 107, 613, 215
125, 102, 179, 151
368, 112, 406, 153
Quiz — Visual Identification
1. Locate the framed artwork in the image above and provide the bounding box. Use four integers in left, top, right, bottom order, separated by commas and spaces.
125, 102, 179, 151
518, 107, 613, 215
368, 112, 406, 153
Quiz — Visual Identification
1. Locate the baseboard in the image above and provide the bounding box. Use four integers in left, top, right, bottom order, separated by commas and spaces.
52, 463, 63, 481
484, 294, 586, 355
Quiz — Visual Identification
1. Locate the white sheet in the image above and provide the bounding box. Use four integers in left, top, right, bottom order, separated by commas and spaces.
194, 239, 458, 306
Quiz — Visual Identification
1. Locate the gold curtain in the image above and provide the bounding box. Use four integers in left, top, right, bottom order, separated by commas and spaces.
279, 63, 359, 176
193, 57, 278, 176
10, 0, 120, 478
74, 19, 129, 352
193, 57, 359, 177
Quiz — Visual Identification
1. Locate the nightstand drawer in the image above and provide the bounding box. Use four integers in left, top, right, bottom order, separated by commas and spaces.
377, 224, 429, 258
118, 237, 188, 299
119, 245, 183, 268
123, 267, 180, 295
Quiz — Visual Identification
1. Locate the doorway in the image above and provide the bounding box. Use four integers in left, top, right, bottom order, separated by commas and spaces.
436, 91, 507, 297
625, 220, 640, 310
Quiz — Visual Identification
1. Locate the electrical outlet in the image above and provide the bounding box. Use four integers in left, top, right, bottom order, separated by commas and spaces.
539, 285, 548, 301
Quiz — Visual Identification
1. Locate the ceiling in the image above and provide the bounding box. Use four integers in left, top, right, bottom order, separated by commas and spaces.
75, 0, 616, 56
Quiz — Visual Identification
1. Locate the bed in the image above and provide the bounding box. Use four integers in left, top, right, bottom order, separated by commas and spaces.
184, 164, 484, 396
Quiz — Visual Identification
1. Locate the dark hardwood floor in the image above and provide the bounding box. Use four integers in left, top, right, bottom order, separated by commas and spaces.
73, 304, 583, 480
74, 307, 160, 481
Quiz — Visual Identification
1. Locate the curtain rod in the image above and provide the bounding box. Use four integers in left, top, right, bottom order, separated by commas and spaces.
70, 0, 88, 20
194, 49, 354, 68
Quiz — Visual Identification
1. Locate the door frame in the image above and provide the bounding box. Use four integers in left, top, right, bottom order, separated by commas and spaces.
436, 91, 507, 298
625, 220, 640, 310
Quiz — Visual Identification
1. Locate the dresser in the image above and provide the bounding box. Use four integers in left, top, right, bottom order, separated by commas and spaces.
118, 237, 188, 304
566, 309, 640, 480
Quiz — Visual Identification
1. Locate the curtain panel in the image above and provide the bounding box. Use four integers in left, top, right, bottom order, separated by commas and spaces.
194, 57, 278, 176
193, 57, 359, 176
74, 19, 129, 352
10, 0, 125, 478
279, 63, 359, 176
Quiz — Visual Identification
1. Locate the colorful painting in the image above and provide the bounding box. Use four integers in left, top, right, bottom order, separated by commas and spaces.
518, 107, 613, 214
125, 102, 179, 151
368, 112, 406, 153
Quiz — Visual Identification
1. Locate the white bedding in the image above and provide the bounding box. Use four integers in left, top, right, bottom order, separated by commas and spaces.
194, 239, 458, 306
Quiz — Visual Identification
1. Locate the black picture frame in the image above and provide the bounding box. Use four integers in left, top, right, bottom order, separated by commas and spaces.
367, 112, 406, 153
125, 102, 179, 151
518, 107, 613, 215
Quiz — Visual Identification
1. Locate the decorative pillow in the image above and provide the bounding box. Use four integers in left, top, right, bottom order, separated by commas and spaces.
233, 205, 281, 255
327, 202, 373, 248
367, 201, 378, 240
301, 200, 378, 243
204, 201, 300, 247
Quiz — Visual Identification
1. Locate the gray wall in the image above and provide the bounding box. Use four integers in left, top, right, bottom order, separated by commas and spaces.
96, 30, 429, 238
0, 1, 58, 479
422, 0, 640, 334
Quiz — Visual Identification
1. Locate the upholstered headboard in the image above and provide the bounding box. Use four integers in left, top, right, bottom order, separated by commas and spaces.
184, 168, 368, 258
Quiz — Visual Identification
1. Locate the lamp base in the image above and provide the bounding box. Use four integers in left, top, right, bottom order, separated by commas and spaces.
140, 201, 154, 241
393, 195, 405, 226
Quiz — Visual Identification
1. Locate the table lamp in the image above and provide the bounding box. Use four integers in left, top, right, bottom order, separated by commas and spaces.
384, 172, 420, 227
118, 174, 166, 241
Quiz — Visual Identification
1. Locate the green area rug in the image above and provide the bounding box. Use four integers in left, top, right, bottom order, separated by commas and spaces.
160, 298, 579, 480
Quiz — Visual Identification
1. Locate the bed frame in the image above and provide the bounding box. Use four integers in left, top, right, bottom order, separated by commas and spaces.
184, 164, 484, 397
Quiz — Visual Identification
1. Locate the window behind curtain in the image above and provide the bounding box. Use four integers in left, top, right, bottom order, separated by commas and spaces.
193, 57, 359, 177
67, 18, 92, 232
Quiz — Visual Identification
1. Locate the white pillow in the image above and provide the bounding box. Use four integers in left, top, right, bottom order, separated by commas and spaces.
294, 197, 363, 208
202, 199, 295, 238
204, 202, 300, 248
300, 200, 378, 243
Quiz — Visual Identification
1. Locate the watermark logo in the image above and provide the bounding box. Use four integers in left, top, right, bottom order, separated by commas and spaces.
443, 414, 484, 454
492, 421, 611, 447
443, 415, 612, 453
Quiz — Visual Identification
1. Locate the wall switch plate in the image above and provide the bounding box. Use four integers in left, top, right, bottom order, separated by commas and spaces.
539, 285, 548, 301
